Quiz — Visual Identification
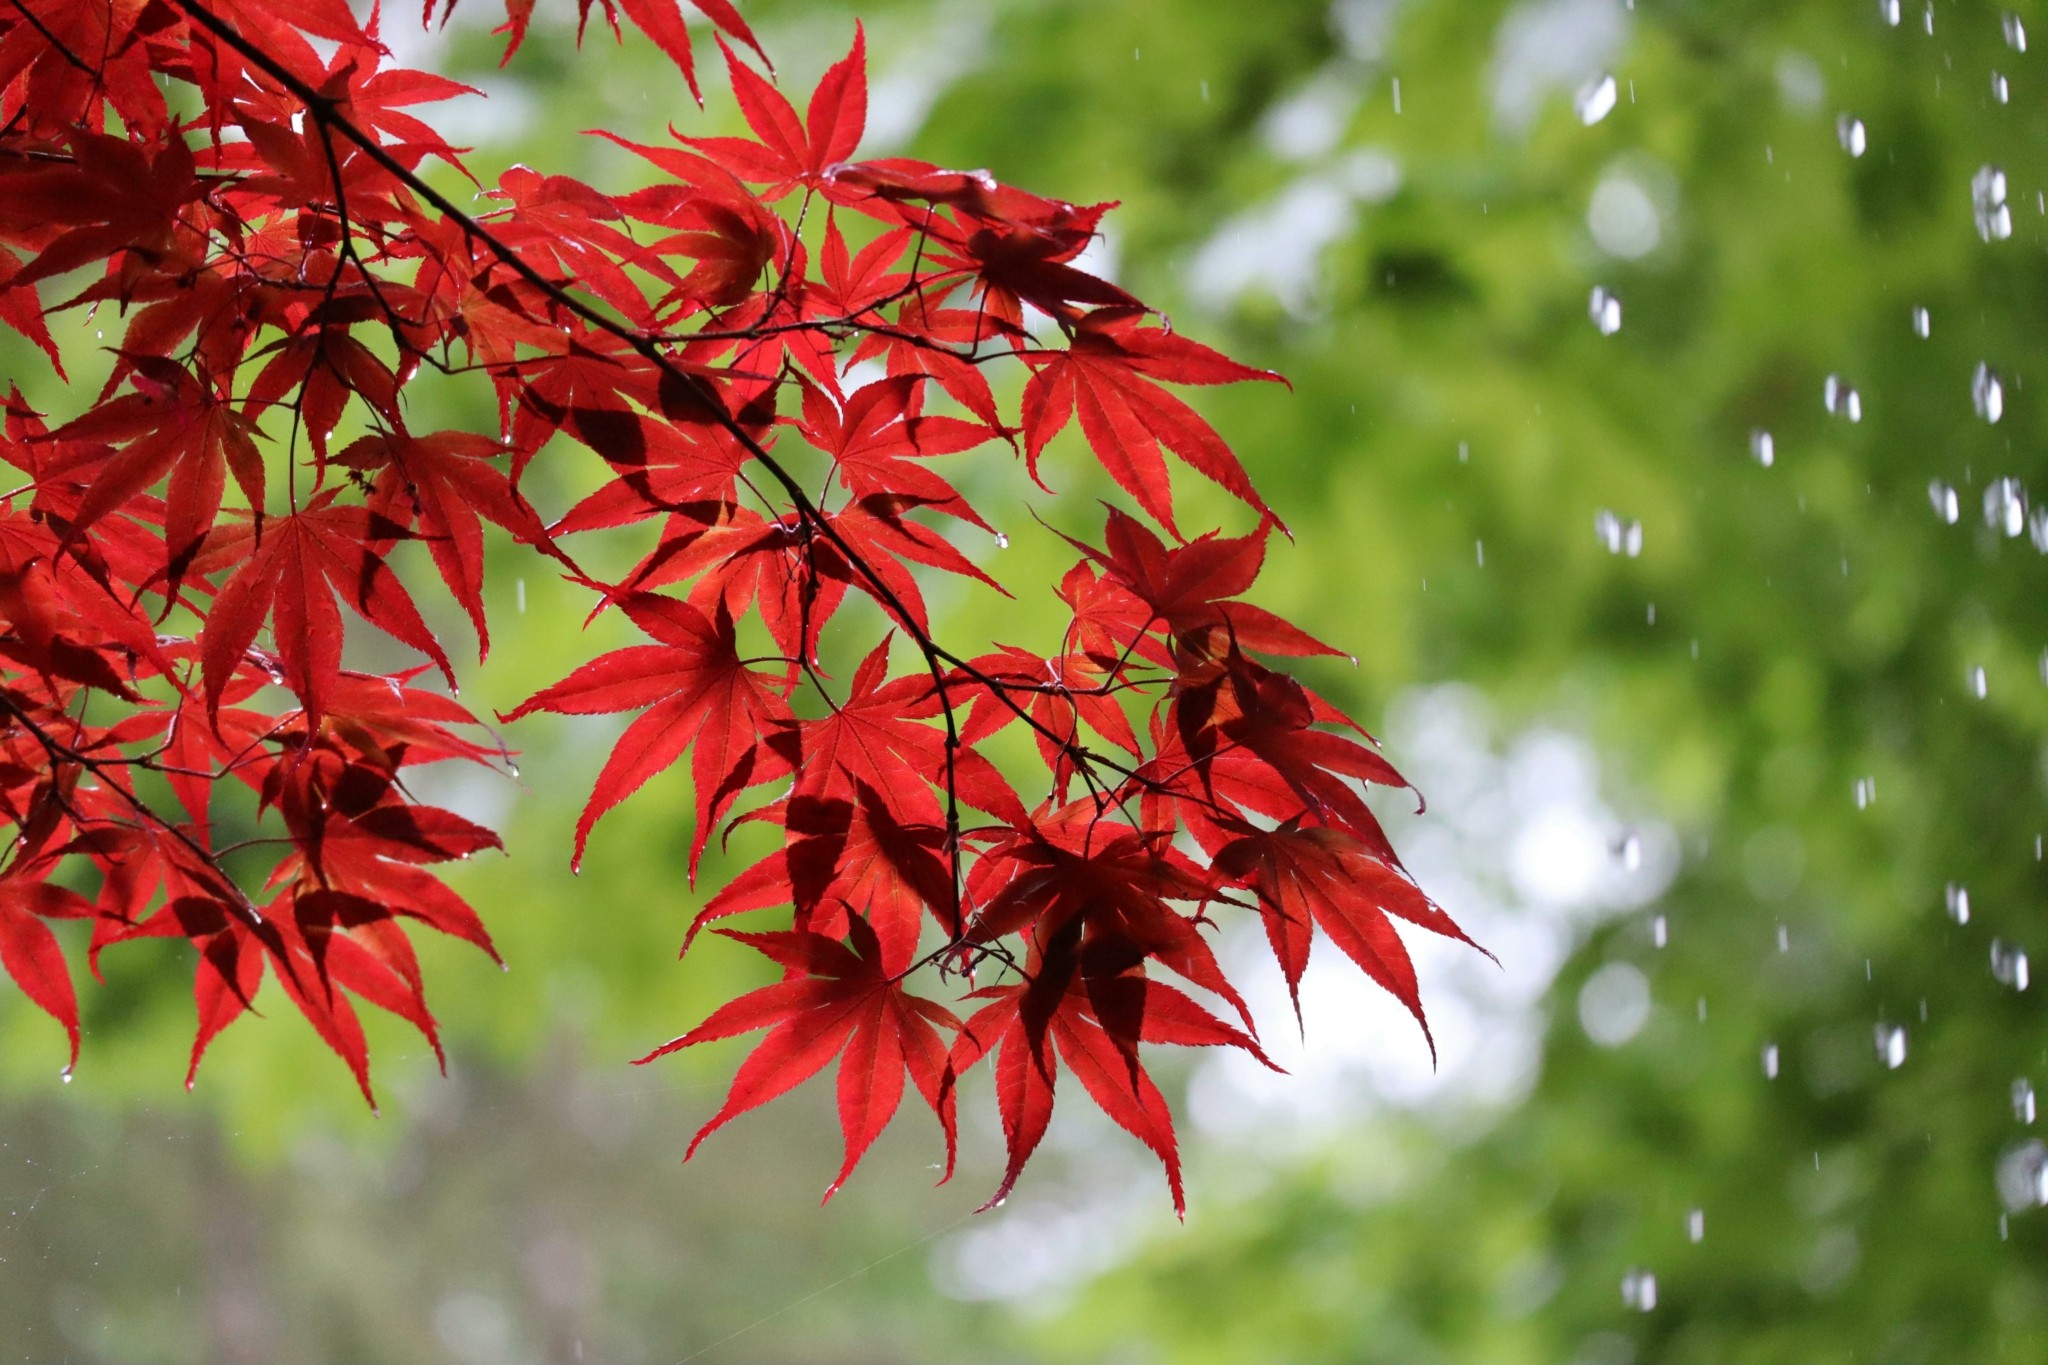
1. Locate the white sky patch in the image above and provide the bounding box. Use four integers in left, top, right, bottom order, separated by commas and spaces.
1261, 70, 1364, 162
1183, 150, 1401, 315
1071, 226, 1121, 287
862, 0, 996, 151
1330, 0, 1412, 63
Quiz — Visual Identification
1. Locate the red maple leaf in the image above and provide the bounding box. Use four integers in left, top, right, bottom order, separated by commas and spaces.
50, 356, 264, 592
683, 26, 868, 194
194, 493, 454, 729
504, 591, 796, 872
1022, 309, 1284, 534
637, 917, 961, 1200
789, 634, 1024, 827
951, 939, 1273, 1217
1213, 821, 1491, 1049
336, 428, 552, 655
686, 783, 955, 972
0, 872, 93, 1069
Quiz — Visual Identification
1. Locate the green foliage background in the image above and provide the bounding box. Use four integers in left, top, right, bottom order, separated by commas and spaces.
2, 0, 2045, 1360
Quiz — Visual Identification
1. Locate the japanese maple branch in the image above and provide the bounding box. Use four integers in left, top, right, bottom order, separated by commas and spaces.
163, 0, 1255, 929
0, 690, 264, 927
166, 0, 1128, 782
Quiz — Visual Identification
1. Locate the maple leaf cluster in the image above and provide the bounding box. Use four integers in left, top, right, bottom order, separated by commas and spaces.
0, 0, 1482, 1212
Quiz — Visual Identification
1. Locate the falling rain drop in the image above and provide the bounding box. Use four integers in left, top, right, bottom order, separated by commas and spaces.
1969, 665, 1989, 699
1763, 1042, 1781, 1079
1575, 73, 1618, 125
1993, 72, 2011, 104
1879, 0, 1900, 24
1912, 305, 1931, 338
1985, 477, 2027, 534
1823, 374, 1863, 422
1750, 429, 1775, 467
1652, 914, 1668, 948
1973, 363, 2006, 423
1946, 882, 1972, 924
1836, 114, 1868, 157
1929, 479, 1961, 524
1997, 1140, 2048, 1211
1616, 831, 1643, 870
2031, 508, 2048, 552
1924, 1, 1935, 33
1853, 776, 1876, 809
515, 579, 526, 615
1875, 1023, 1908, 1070
2007, 12, 2029, 50
1686, 1208, 1705, 1243
1589, 285, 1623, 335
1974, 165, 2013, 241
1620, 1268, 1658, 1312
1992, 939, 2031, 991
2016, 1078, 2038, 1125
1594, 509, 1643, 556
1777, 924, 1791, 953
